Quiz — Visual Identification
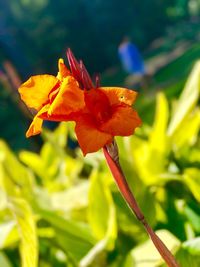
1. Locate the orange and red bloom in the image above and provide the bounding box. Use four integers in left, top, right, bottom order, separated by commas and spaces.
18, 49, 141, 155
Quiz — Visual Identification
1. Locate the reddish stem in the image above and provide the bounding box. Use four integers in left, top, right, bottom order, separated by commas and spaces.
103, 146, 179, 267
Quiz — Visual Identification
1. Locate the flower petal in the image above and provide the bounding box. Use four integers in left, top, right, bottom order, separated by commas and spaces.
39, 104, 77, 122
57, 58, 71, 80
100, 106, 142, 136
75, 115, 113, 155
84, 88, 111, 122
99, 87, 137, 106
19, 75, 59, 111
26, 116, 43, 137
48, 76, 85, 116
26, 104, 50, 137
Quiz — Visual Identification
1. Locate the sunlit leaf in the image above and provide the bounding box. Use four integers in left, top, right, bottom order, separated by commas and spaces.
9, 198, 38, 267
0, 140, 33, 191
19, 151, 46, 179
183, 168, 200, 202
78, 170, 118, 266
168, 60, 200, 136
38, 209, 95, 261
79, 239, 107, 267
51, 181, 89, 212
39, 209, 95, 244
0, 221, 19, 249
132, 93, 169, 185
88, 170, 117, 248
170, 108, 200, 149
52, 122, 68, 148
149, 92, 169, 154
123, 230, 180, 267
0, 188, 7, 210
176, 237, 200, 267
112, 187, 156, 241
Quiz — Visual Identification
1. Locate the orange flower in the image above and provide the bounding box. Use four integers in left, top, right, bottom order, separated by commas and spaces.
18, 49, 141, 155
18, 58, 85, 137
75, 87, 141, 155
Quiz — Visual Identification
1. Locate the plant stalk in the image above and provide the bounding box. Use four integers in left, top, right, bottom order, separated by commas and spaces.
103, 142, 179, 267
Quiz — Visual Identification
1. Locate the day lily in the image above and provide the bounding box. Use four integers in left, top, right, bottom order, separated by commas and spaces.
18, 49, 141, 155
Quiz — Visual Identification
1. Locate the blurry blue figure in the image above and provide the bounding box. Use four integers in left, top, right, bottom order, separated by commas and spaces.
118, 37, 145, 75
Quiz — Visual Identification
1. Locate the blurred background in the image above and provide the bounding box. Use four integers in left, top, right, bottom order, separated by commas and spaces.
0, 1, 200, 266
1, 0, 200, 150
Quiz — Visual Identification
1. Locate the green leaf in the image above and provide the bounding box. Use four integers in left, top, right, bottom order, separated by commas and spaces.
149, 92, 169, 154
88, 170, 117, 248
9, 198, 38, 267
184, 205, 200, 232
52, 122, 69, 148
55, 228, 93, 262
20, 147, 60, 183
51, 181, 89, 212
0, 140, 33, 193
41, 122, 70, 157
176, 237, 200, 267
123, 230, 180, 267
0, 252, 12, 267
79, 239, 107, 267
183, 168, 200, 202
0, 221, 19, 249
20, 143, 83, 192
131, 93, 169, 185
79, 171, 117, 266
0, 188, 7, 210
112, 187, 156, 241
19, 151, 46, 179
39, 209, 95, 244
170, 108, 200, 149
39, 209, 95, 261
168, 60, 200, 136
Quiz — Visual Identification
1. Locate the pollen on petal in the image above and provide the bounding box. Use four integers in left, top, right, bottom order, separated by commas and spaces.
99, 87, 138, 106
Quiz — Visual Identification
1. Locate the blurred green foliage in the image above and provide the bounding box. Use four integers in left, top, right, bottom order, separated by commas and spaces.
0, 0, 199, 76
0, 77, 39, 151
0, 59, 200, 266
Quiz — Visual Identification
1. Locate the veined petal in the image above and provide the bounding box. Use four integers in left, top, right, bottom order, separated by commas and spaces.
48, 76, 85, 116
84, 88, 111, 122
25, 103, 74, 138
75, 115, 113, 155
100, 106, 142, 136
39, 103, 77, 122
57, 58, 71, 80
19, 75, 59, 111
26, 117, 43, 138
26, 104, 50, 137
99, 87, 137, 106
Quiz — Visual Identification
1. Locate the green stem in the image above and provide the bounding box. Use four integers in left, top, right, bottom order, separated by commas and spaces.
103, 144, 179, 267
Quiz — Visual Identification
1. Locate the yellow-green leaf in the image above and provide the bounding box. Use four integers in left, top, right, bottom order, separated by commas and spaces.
9, 198, 38, 267
168, 60, 200, 136
88, 170, 117, 249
